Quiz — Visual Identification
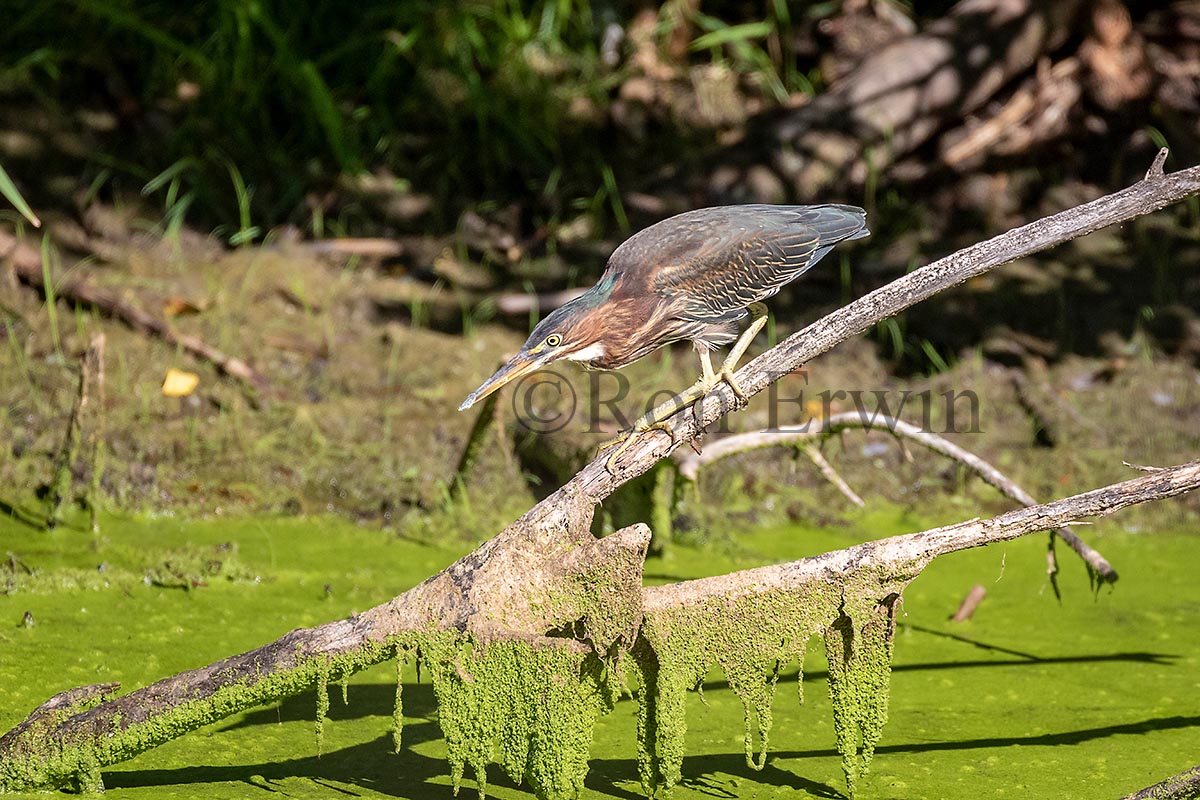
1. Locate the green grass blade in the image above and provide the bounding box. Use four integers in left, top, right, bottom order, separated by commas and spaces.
142, 158, 197, 196
40, 234, 61, 356
689, 20, 774, 51
601, 163, 628, 234
299, 61, 357, 172
0, 163, 41, 227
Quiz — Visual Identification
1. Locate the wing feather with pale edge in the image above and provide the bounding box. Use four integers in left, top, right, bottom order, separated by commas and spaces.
638, 205, 867, 323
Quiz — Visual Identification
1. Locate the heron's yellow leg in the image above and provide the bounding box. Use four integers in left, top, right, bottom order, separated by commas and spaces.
601, 303, 770, 473
715, 301, 769, 398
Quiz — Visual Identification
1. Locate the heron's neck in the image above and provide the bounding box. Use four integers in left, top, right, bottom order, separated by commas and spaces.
562, 342, 607, 364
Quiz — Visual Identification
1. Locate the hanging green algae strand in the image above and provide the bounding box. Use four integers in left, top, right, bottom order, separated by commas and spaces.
392, 648, 407, 754
315, 659, 330, 755
636, 584, 839, 794
0, 640, 397, 794
414, 633, 619, 800
636, 565, 918, 798
825, 593, 901, 796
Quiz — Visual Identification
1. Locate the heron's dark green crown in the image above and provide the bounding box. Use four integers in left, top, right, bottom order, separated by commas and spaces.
516, 272, 625, 362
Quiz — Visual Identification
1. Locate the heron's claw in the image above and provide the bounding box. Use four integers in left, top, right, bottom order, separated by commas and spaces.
600, 420, 676, 473
717, 367, 747, 402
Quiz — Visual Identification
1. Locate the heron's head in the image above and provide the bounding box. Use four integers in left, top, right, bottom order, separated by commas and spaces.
458, 279, 617, 411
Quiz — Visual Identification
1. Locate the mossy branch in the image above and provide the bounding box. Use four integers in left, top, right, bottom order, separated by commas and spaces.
3, 461, 1197, 794
1120, 763, 1200, 800
4, 155, 1200, 796
673, 412, 1118, 585
637, 460, 1199, 792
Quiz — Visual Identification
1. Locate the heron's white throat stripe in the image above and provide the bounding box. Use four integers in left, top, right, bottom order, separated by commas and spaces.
564, 343, 607, 362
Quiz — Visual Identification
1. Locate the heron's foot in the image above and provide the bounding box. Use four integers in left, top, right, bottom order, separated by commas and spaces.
600, 420, 676, 473
599, 359, 755, 473
715, 366, 747, 402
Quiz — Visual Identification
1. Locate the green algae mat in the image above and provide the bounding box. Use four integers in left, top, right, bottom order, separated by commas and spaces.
1, 510, 1197, 799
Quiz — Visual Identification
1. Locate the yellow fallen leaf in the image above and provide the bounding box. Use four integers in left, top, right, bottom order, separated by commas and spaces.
162, 368, 199, 397
162, 296, 206, 317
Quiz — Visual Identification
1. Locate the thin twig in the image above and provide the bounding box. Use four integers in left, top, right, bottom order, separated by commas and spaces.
1145, 146, 1169, 179
801, 443, 865, 507
1122, 461, 1165, 473
949, 584, 986, 622
449, 362, 505, 500
47, 334, 105, 530
675, 413, 1118, 583
86, 333, 105, 534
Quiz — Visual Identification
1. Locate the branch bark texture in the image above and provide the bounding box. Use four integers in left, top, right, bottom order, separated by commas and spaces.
674, 412, 1118, 583
3, 158, 1199, 795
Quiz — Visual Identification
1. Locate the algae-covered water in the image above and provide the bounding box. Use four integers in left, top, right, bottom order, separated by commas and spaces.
1, 510, 1197, 799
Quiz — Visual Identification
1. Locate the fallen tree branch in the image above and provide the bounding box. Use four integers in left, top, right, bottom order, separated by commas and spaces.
0, 231, 270, 393
636, 460, 1199, 792
0, 509, 653, 793
802, 442, 865, 507
3, 155, 1199, 795
1120, 764, 1200, 800
3, 460, 1197, 794
674, 412, 1118, 584
578, 150, 1198, 504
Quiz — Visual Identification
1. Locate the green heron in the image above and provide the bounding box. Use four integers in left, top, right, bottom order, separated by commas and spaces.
459, 204, 869, 469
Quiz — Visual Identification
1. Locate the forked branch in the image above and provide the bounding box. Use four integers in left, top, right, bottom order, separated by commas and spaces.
3, 154, 1199, 794
674, 413, 1118, 584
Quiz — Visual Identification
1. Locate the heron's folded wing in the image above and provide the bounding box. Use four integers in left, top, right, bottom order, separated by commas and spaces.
651, 204, 865, 322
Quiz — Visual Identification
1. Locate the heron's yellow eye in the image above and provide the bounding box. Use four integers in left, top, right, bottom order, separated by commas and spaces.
545, 334, 562, 347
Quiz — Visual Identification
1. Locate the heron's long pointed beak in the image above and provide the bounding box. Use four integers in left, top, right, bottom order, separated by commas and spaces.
458, 351, 543, 411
